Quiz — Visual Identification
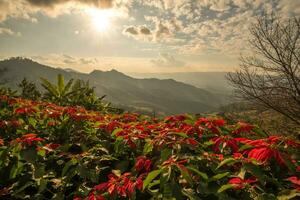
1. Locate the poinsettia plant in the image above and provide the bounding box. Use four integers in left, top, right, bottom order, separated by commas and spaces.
0, 95, 299, 199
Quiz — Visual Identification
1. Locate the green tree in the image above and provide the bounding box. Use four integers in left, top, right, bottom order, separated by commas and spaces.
18, 78, 41, 100
40, 74, 74, 105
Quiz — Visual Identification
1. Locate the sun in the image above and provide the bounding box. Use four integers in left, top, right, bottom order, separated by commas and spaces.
87, 8, 113, 32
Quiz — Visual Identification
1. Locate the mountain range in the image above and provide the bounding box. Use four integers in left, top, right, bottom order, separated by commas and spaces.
0, 57, 233, 115
129, 72, 232, 95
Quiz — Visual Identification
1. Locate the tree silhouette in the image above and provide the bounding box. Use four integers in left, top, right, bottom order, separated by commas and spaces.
227, 15, 300, 125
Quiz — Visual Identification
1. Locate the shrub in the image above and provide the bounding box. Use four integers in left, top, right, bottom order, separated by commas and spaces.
0, 95, 299, 199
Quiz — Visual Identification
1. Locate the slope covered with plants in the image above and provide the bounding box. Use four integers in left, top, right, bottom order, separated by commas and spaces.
0, 95, 299, 200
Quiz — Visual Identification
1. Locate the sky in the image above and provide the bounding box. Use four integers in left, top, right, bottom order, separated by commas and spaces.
0, 0, 299, 73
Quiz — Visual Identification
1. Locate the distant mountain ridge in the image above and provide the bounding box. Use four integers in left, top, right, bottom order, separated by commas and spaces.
0, 57, 227, 115
129, 72, 233, 95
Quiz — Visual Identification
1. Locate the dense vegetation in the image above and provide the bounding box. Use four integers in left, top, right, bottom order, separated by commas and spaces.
0, 95, 299, 199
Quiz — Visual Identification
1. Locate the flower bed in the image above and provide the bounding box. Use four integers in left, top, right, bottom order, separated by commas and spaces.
0, 95, 299, 199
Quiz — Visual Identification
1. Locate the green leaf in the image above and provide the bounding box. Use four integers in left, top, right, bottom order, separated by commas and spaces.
10, 161, 24, 179
57, 74, 65, 94
37, 149, 46, 157
63, 79, 74, 96
62, 158, 77, 177
28, 117, 37, 128
238, 144, 253, 151
253, 127, 268, 138
143, 169, 162, 190
143, 140, 153, 155
34, 165, 45, 179
237, 167, 246, 179
186, 166, 208, 180
210, 172, 230, 181
283, 156, 296, 173
12, 181, 33, 195
277, 189, 300, 200
115, 160, 129, 173
179, 167, 193, 186
111, 128, 123, 137
182, 189, 201, 200
40, 77, 58, 96
21, 148, 37, 163
217, 184, 234, 193
173, 132, 188, 138
216, 158, 237, 169
38, 178, 48, 193
163, 183, 173, 199
255, 193, 277, 200
244, 163, 265, 183
161, 149, 172, 162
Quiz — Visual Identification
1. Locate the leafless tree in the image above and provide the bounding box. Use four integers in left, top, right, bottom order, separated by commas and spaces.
227, 14, 300, 125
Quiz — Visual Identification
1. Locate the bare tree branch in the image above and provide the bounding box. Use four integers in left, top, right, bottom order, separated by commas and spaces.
227, 14, 300, 125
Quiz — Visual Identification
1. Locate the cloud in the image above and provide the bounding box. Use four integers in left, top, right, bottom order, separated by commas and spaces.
277, 0, 300, 17
124, 26, 138, 35
139, 26, 151, 35
123, 16, 183, 43
123, 25, 152, 41
25, 0, 114, 9
61, 54, 98, 65
0, 0, 131, 22
197, 0, 232, 12
151, 53, 186, 67
0, 27, 21, 37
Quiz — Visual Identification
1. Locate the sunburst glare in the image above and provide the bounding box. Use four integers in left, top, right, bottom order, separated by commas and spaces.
87, 8, 117, 32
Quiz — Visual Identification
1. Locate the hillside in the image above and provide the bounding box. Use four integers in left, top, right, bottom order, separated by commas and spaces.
0, 57, 225, 115
129, 72, 233, 94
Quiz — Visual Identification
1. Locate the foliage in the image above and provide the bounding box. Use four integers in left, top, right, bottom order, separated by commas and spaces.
40, 74, 75, 105
18, 78, 41, 100
220, 102, 300, 138
0, 95, 299, 199
40, 74, 122, 113
0, 87, 17, 97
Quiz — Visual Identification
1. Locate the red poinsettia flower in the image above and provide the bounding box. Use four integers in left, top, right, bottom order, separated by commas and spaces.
0, 138, 4, 146
45, 143, 61, 150
286, 176, 300, 191
185, 138, 198, 146
10, 120, 22, 127
87, 193, 106, 200
114, 128, 148, 149
135, 156, 152, 172
14, 107, 37, 115
233, 153, 244, 160
93, 172, 142, 198
202, 152, 224, 161
236, 136, 286, 166
229, 177, 257, 190
0, 95, 8, 102
0, 120, 7, 128
211, 136, 239, 153
46, 110, 62, 119
165, 115, 187, 123
179, 124, 195, 135
15, 133, 44, 146
47, 121, 57, 126
233, 122, 254, 134
196, 117, 226, 134
134, 156, 152, 172
162, 156, 188, 170
106, 121, 121, 132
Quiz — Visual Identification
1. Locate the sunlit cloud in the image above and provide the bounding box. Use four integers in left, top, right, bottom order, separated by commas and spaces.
0, 0, 299, 72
